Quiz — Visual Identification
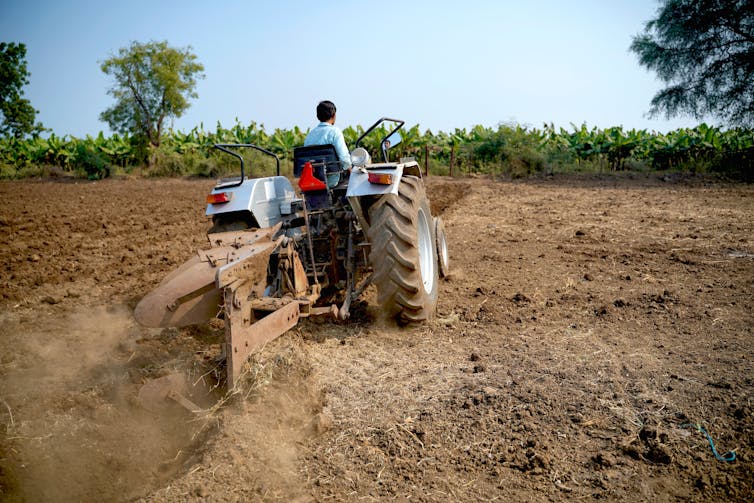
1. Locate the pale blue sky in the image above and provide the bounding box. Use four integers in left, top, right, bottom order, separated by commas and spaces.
1, 0, 709, 136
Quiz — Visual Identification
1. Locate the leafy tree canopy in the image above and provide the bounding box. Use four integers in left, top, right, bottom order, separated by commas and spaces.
0, 42, 45, 138
631, 0, 754, 127
100, 40, 204, 149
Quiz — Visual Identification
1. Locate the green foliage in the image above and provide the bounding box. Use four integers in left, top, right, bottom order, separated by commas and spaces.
630, 0, 754, 127
100, 41, 204, 151
73, 142, 110, 180
0, 42, 45, 138
1, 120, 752, 180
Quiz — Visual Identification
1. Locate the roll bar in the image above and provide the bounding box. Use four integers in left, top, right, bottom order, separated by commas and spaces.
213, 143, 281, 188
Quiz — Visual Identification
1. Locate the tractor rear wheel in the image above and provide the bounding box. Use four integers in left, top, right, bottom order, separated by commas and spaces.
367, 176, 438, 323
208, 212, 253, 234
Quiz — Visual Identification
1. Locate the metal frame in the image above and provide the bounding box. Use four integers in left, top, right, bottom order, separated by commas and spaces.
214, 143, 281, 187
354, 117, 405, 163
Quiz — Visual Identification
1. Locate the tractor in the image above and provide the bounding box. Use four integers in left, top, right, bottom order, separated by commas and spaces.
133, 117, 449, 397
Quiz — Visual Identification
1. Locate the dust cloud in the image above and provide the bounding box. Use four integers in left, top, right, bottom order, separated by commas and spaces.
0, 305, 207, 502
140, 337, 326, 502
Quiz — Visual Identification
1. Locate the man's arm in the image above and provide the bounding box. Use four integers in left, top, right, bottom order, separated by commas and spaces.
332, 128, 352, 170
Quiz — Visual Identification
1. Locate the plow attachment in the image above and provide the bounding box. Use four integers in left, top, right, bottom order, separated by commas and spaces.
134, 226, 310, 396
132, 254, 221, 329
134, 225, 318, 392
134, 227, 279, 330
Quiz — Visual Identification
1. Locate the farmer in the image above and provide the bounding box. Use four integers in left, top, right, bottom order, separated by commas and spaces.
304, 100, 351, 186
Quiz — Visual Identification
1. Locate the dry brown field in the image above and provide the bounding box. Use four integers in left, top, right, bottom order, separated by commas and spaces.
1, 174, 752, 501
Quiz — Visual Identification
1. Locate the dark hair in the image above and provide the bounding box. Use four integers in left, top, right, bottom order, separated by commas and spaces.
316, 100, 337, 122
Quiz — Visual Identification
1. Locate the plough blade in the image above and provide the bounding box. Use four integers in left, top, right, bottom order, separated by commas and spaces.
133, 228, 280, 329
138, 372, 216, 414
133, 254, 221, 328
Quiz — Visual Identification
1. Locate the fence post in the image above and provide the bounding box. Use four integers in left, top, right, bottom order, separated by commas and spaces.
450, 144, 455, 177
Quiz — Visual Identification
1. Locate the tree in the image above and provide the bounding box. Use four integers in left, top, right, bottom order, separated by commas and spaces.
100, 40, 204, 158
0, 42, 45, 138
630, 0, 754, 127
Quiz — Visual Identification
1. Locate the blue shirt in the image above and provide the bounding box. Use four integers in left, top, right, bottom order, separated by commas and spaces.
304, 122, 352, 171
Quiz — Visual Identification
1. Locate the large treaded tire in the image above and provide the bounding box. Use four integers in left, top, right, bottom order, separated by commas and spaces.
208, 212, 252, 234
367, 176, 439, 323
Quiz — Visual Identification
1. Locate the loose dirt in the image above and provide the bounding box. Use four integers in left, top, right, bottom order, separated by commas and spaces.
0, 174, 752, 502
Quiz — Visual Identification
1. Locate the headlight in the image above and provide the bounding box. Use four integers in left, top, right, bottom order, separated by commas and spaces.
350, 147, 371, 167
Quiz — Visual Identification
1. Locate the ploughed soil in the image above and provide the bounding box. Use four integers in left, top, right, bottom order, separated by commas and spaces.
0, 174, 752, 502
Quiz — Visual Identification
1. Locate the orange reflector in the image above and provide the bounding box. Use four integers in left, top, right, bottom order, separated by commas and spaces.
368, 173, 394, 185
298, 161, 327, 192
207, 192, 232, 204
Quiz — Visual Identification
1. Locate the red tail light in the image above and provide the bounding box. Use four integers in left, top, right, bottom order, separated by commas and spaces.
368, 172, 394, 185
207, 192, 232, 204
298, 161, 327, 192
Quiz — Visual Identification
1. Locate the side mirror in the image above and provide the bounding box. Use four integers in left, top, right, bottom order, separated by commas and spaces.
382, 131, 402, 150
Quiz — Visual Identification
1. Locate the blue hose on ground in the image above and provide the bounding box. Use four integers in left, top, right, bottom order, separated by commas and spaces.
681, 423, 736, 462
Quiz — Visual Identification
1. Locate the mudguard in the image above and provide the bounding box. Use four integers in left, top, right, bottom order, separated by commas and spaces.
346, 163, 404, 198
346, 160, 422, 233
206, 176, 296, 228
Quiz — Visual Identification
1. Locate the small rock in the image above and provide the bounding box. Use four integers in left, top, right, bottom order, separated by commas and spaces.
575, 230, 585, 237
28, 254, 41, 262
473, 364, 486, 373
41, 295, 60, 305
469, 352, 481, 362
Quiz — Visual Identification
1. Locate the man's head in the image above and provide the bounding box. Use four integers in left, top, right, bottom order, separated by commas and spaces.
316, 100, 337, 123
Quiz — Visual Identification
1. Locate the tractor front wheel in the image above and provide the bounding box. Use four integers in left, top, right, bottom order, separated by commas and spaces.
367, 176, 439, 323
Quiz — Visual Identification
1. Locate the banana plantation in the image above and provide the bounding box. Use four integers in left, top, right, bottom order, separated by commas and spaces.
1, 120, 752, 180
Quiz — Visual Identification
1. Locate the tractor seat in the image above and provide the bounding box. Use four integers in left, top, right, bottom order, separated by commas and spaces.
293, 144, 342, 188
